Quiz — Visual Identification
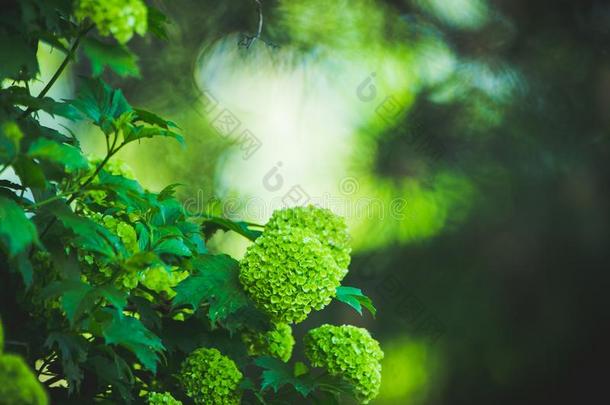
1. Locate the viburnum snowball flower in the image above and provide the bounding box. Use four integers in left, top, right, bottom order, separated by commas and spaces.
304, 324, 384, 403
147, 391, 182, 405
0, 354, 49, 405
242, 323, 295, 362
265, 205, 352, 269
178, 348, 242, 405
75, 0, 147, 44
239, 227, 347, 323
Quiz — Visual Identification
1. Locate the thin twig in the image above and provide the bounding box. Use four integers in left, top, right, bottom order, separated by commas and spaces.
18, 24, 93, 120
43, 374, 65, 387
255, 0, 263, 41
242, 0, 264, 48
0, 161, 13, 176
36, 353, 58, 378
66, 151, 112, 204
35, 135, 123, 242
28, 190, 80, 210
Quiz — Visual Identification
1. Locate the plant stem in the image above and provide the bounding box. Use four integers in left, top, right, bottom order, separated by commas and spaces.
0, 162, 12, 176
35, 137, 123, 242
255, 0, 263, 41
36, 353, 57, 377
43, 374, 65, 387
28, 190, 79, 210
66, 153, 111, 204
19, 24, 93, 120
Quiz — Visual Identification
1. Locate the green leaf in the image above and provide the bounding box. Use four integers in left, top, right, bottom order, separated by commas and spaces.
27, 138, 88, 171
122, 123, 184, 146
151, 198, 184, 226
39, 124, 75, 144
5, 86, 79, 119
136, 222, 150, 251
87, 169, 154, 213
89, 348, 135, 402
17, 0, 72, 38
255, 356, 316, 397
37, 31, 69, 54
93, 170, 152, 212
178, 221, 207, 255
9, 252, 34, 287
82, 37, 140, 77
46, 239, 81, 280
133, 109, 178, 129
160, 317, 210, 354
294, 362, 309, 377
200, 216, 263, 241
0, 121, 23, 164
0, 196, 39, 257
42, 277, 128, 324
121, 251, 158, 273
13, 156, 46, 188
49, 202, 125, 258
173, 254, 250, 328
147, 6, 170, 39
335, 286, 377, 317
42, 279, 96, 324
157, 183, 182, 201
129, 296, 161, 330
240, 377, 257, 391
0, 33, 39, 80
69, 77, 132, 130
97, 285, 128, 313
16, 119, 75, 145
101, 310, 164, 372
39, 99, 80, 119
153, 237, 192, 257
154, 225, 184, 241
45, 332, 88, 392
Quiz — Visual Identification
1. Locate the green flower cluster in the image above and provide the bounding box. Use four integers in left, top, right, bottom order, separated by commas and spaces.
304, 324, 384, 403
81, 157, 137, 207
99, 158, 137, 179
178, 348, 242, 405
239, 226, 347, 323
147, 391, 182, 405
0, 354, 48, 405
266, 206, 352, 269
95, 214, 139, 254
84, 212, 141, 288
140, 266, 189, 298
75, 0, 148, 44
242, 323, 295, 362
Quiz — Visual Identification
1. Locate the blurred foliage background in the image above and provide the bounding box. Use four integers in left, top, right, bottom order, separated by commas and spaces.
42, 0, 610, 403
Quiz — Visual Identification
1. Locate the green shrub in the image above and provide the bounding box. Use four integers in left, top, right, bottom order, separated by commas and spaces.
0, 1, 380, 403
